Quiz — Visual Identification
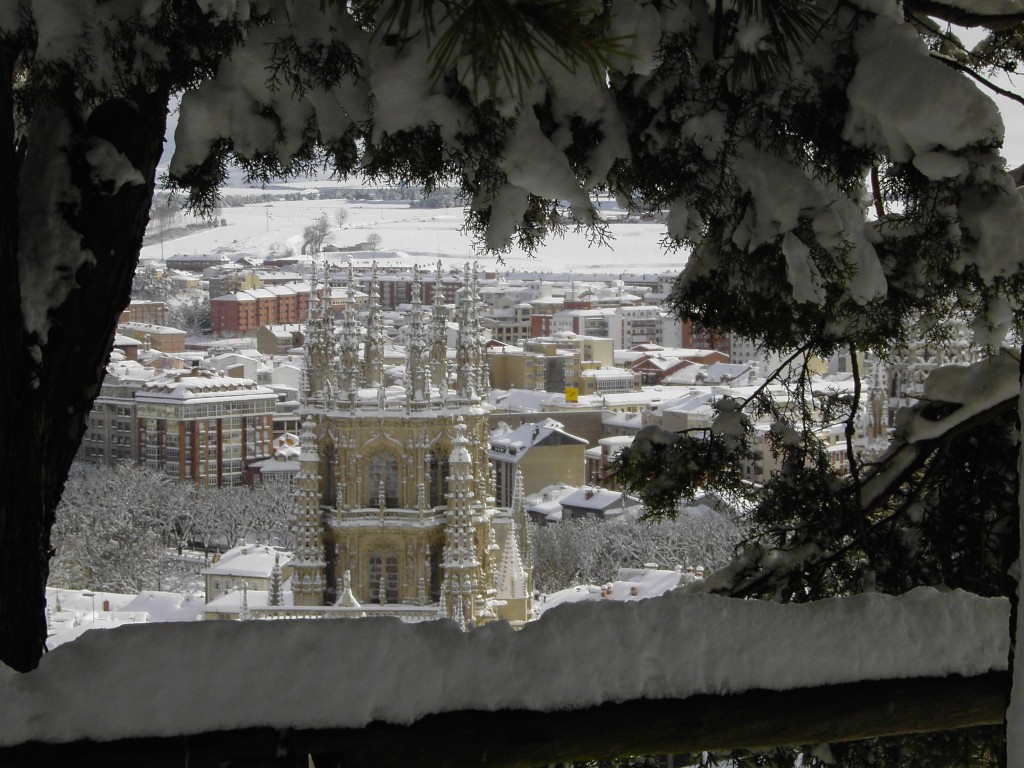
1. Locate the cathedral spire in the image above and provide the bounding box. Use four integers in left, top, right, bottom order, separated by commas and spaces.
238, 582, 252, 621
268, 552, 284, 607
291, 415, 326, 606
338, 260, 363, 401
455, 263, 478, 401
364, 261, 385, 390
471, 262, 490, 395
496, 516, 527, 602
406, 265, 430, 404
303, 260, 337, 402
511, 466, 531, 581
440, 417, 484, 626
430, 261, 449, 391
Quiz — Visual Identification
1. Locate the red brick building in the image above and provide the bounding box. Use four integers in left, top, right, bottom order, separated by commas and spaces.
211, 283, 310, 335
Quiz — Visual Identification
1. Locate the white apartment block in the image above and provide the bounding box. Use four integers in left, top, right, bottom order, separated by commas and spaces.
607, 306, 664, 348
550, 308, 615, 337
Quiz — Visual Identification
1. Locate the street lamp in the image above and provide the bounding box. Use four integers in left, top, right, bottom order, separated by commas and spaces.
82, 591, 96, 622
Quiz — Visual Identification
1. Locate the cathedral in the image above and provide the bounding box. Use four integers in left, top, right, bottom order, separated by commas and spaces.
289, 262, 532, 627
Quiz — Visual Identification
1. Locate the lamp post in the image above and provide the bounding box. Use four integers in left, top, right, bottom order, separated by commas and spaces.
82, 591, 96, 622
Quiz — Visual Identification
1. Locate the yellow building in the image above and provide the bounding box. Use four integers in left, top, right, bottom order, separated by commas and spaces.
488, 419, 588, 508
290, 263, 532, 627
489, 348, 546, 390
202, 543, 293, 603
117, 321, 187, 354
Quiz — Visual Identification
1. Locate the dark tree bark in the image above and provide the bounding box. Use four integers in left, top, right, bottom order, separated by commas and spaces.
0, 74, 171, 672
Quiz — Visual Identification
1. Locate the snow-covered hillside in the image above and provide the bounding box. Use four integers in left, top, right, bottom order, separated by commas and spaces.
141, 191, 679, 275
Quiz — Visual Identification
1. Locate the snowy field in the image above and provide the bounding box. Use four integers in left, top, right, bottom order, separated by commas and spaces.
142, 185, 685, 276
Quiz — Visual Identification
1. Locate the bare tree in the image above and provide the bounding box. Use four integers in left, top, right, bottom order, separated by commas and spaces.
302, 215, 331, 254
529, 508, 742, 594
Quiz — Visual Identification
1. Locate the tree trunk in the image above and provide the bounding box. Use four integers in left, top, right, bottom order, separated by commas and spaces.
0, 79, 170, 672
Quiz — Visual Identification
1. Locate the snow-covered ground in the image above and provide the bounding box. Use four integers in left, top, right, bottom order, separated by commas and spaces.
3, 587, 1007, 747
142, 190, 683, 275
44, 588, 206, 651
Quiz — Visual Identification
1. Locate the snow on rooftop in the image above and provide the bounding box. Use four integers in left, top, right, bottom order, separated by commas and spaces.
539, 567, 686, 613
560, 486, 626, 510
201, 544, 293, 578
137, 372, 277, 402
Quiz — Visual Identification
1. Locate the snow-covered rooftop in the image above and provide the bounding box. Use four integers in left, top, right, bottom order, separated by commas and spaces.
201, 544, 293, 579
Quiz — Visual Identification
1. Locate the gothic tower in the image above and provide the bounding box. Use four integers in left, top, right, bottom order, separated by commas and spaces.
291, 261, 529, 626
292, 416, 327, 606
303, 261, 338, 401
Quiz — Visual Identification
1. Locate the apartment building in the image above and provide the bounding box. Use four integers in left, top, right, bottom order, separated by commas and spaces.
117, 322, 187, 353
483, 302, 533, 345
119, 300, 166, 326
578, 367, 641, 396
489, 419, 588, 508
489, 348, 547, 391
79, 359, 160, 466
211, 283, 310, 335
550, 308, 614, 338
135, 368, 277, 487
606, 306, 664, 348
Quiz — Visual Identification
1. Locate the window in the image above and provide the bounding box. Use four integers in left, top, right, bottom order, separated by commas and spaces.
368, 553, 399, 602
428, 451, 449, 508
321, 442, 337, 507
367, 452, 399, 507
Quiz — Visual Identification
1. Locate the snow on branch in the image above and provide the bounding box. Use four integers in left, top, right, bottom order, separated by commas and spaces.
904, 0, 1024, 31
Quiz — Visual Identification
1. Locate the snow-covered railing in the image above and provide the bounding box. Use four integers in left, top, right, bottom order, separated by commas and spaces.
332, 506, 442, 524
0, 588, 1008, 749
238, 605, 438, 621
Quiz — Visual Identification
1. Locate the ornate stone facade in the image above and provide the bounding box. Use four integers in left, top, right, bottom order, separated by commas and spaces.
291, 262, 531, 626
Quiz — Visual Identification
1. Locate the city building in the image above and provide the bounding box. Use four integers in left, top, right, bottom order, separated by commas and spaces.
119, 300, 166, 326
606, 305, 665, 348
202, 543, 294, 603
559, 486, 638, 522
211, 283, 310, 336
550, 307, 613, 338
117, 322, 187, 354
489, 418, 588, 508
488, 348, 547, 391
135, 365, 277, 487
78, 358, 159, 466
256, 324, 305, 355
482, 302, 533, 345
578, 367, 642, 396
166, 253, 231, 272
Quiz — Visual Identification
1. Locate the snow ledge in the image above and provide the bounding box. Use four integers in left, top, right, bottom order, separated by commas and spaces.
0, 588, 1008, 746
